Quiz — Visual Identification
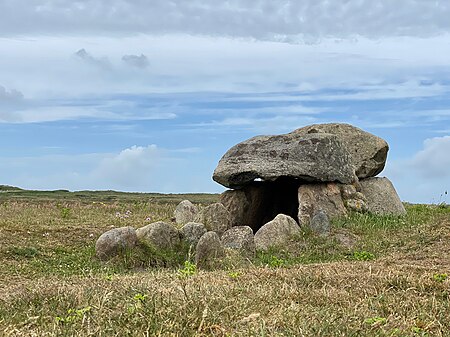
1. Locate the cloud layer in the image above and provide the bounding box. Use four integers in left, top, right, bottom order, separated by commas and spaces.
1, 1, 450, 40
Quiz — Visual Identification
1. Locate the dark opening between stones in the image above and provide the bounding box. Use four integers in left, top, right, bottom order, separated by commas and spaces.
242, 177, 301, 232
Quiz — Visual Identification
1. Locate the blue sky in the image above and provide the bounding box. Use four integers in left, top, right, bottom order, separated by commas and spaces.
0, 0, 449, 203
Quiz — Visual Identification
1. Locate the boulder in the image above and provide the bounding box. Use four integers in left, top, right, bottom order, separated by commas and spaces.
213, 132, 356, 189
180, 222, 207, 247
136, 221, 181, 251
221, 226, 256, 258
291, 123, 389, 178
359, 177, 406, 215
220, 189, 250, 227
254, 214, 301, 251
95, 226, 137, 261
174, 200, 198, 224
195, 231, 225, 270
298, 183, 347, 225
309, 210, 331, 236
195, 203, 232, 236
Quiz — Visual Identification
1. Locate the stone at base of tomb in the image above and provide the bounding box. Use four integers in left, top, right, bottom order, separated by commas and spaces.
359, 177, 406, 215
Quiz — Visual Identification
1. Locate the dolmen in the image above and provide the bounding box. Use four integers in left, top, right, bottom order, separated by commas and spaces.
214, 123, 406, 233
96, 123, 406, 268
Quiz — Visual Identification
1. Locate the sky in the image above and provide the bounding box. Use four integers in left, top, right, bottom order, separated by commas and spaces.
0, 0, 449, 204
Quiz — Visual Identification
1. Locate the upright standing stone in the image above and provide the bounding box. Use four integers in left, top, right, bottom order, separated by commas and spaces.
195, 231, 225, 270
221, 226, 256, 258
174, 200, 198, 224
298, 183, 347, 225
359, 177, 406, 215
195, 203, 232, 236
254, 214, 301, 251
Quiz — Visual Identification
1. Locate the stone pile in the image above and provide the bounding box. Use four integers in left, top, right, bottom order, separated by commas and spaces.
95, 123, 406, 269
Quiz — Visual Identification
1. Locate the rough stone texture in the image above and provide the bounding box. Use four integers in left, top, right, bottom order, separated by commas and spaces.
220, 180, 300, 231
213, 132, 356, 189
345, 197, 368, 213
359, 177, 406, 215
291, 123, 389, 179
221, 226, 256, 258
195, 203, 232, 236
298, 183, 347, 225
95, 227, 137, 261
195, 231, 225, 270
136, 221, 181, 251
220, 190, 250, 227
309, 210, 331, 236
180, 222, 207, 247
254, 214, 301, 251
174, 200, 198, 224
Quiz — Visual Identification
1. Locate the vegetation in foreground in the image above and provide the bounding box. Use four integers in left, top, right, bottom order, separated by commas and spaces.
0, 188, 449, 336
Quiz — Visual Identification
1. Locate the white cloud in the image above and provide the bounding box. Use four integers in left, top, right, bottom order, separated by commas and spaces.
384, 136, 450, 203
1, 1, 450, 40
410, 136, 450, 179
91, 145, 162, 189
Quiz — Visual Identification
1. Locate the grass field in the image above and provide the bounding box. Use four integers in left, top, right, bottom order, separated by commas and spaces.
0, 187, 449, 336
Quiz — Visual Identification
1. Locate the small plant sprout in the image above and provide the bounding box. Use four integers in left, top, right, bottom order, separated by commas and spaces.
433, 273, 448, 283
351, 250, 375, 261
178, 260, 197, 278
133, 293, 148, 303
228, 271, 240, 280
268, 255, 286, 268
364, 316, 387, 326
55, 306, 91, 324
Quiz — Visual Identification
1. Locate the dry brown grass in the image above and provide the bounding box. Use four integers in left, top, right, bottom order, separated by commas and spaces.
0, 195, 449, 336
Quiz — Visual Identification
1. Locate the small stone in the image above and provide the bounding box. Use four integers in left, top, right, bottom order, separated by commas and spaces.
95, 226, 137, 261
309, 210, 331, 236
136, 221, 180, 251
174, 200, 198, 224
180, 222, 207, 247
254, 214, 301, 251
221, 226, 256, 258
195, 231, 225, 270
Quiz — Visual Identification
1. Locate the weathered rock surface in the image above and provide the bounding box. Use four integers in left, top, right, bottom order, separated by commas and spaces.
309, 210, 331, 236
136, 221, 181, 251
213, 133, 356, 189
195, 203, 232, 236
359, 177, 406, 215
221, 226, 256, 257
220, 190, 250, 227
95, 226, 137, 260
254, 214, 301, 251
298, 183, 347, 225
180, 222, 207, 247
195, 231, 225, 270
174, 200, 198, 224
291, 123, 389, 178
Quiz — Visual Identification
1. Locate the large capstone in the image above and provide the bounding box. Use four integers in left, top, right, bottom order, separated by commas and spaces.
213, 132, 356, 189
291, 123, 388, 179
